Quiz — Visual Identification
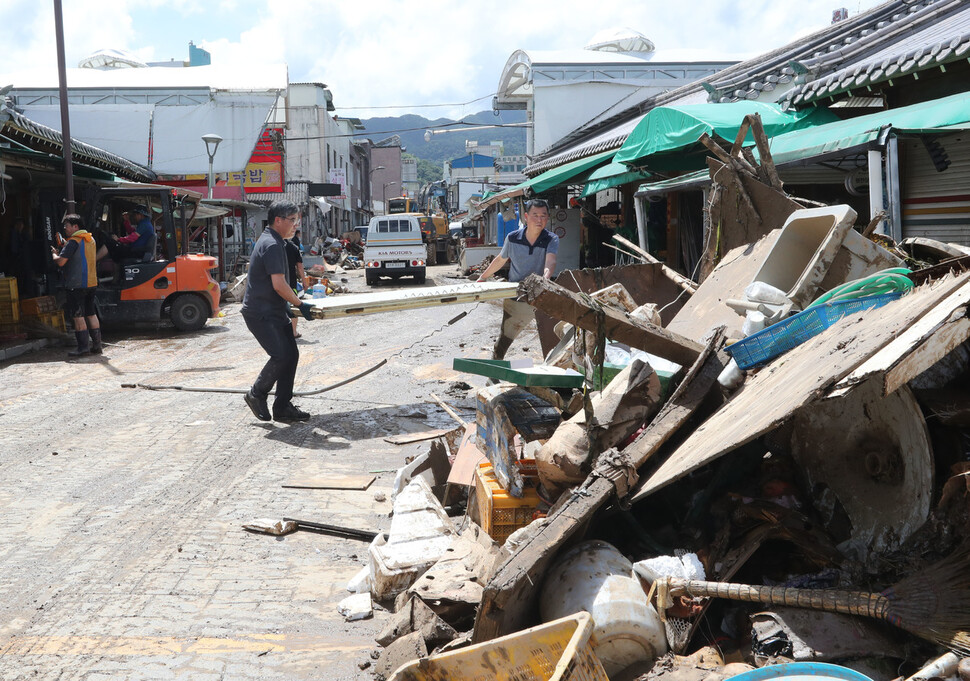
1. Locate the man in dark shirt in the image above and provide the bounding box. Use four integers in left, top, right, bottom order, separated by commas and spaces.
241, 200, 314, 422
51, 214, 103, 357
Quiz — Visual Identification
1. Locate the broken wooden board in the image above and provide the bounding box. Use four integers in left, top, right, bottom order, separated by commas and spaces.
666, 230, 780, 344
519, 274, 704, 367
300, 281, 518, 319
446, 432, 486, 487
700, 157, 802, 282
282, 474, 375, 490
827, 277, 970, 398
385, 428, 454, 445
536, 264, 689, 356
472, 332, 726, 643
633, 274, 970, 500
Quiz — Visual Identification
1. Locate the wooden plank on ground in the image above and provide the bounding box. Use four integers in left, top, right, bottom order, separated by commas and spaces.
634, 274, 970, 500
282, 474, 375, 490
828, 278, 970, 397
472, 331, 726, 642
518, 274, 704, 367
384, 428, 453, 445
301, 282, 518, 319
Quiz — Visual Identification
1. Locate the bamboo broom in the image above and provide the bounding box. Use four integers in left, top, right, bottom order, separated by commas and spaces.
654, 550, 970, 654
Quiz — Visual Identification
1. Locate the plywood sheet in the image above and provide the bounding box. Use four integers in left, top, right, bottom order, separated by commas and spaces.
282, 474, 375, 490
384, 428, 453, 445
303, 282, 518, 319
638, 274, 970, 498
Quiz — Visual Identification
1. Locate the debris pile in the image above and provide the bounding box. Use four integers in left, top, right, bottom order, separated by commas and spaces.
334, 117, 970, 681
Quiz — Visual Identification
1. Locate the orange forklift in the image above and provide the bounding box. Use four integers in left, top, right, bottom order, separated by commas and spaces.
48, 185, 222, 332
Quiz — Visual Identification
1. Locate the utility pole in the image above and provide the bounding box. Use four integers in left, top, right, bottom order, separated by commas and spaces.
53, 0, 75, 213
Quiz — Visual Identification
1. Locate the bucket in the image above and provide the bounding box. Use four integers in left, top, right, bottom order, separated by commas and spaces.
540, 540, 667, 676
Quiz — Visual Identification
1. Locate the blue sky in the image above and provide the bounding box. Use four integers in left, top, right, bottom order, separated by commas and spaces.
1, 0, 887, 120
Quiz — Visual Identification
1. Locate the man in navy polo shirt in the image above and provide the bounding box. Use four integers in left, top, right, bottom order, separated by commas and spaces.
241, 200, 315, 422
477, 198, 558, 359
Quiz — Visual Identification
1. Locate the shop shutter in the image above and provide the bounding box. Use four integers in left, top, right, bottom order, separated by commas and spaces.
900, 132, 970, 245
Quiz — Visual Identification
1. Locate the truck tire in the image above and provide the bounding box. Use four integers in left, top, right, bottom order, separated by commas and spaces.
366, 271, 378, 286
171, 295, 209, 332
414, 269, 426, 285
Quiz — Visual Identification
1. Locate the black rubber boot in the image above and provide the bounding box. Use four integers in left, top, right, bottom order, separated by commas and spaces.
68, 330, 90, 357
89, 328, 103, 355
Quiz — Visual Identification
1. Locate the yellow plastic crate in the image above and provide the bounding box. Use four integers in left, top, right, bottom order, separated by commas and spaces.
43, 310, 66, 332
0, 277, 18, 300
388, 611, 608, 681
475, 459, 543, 544
0, 300, 20, 323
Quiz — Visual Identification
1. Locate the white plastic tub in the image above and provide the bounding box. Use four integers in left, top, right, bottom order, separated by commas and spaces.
540, 540, 667, 676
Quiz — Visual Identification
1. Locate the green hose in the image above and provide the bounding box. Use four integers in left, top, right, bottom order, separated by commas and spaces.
806, 267, 913, 309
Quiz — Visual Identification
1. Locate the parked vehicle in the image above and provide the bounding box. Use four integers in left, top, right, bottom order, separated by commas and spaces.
363, 215, 426, 286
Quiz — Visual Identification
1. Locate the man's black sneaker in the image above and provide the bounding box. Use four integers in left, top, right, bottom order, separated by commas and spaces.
273, 403, 311, 422
244, 390, 271, 421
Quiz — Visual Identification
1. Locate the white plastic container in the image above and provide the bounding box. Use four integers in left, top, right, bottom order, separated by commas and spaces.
540, 540, 667, 676
311, 282, 328, 299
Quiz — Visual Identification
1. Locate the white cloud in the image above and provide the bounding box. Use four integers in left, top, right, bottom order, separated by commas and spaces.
1, 0, 887, 117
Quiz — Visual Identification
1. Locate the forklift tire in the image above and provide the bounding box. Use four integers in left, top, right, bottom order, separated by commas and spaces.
171, 295, 209, 332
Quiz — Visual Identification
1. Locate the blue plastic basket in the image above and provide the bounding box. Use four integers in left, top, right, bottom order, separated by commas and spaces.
726, 293, 902, 370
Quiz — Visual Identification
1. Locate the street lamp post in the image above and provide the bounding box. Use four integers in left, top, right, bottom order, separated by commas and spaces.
368, 165, 386, 216
201, 133, 223, 279
382, 181, 397, 215
201, 133, 223, 199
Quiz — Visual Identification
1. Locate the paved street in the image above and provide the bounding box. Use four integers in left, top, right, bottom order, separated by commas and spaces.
0, 265, 536, 680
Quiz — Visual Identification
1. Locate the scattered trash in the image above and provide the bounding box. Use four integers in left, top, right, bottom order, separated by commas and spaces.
337, 592, 373, 622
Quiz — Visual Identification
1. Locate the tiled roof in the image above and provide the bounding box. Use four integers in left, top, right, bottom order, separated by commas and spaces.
786, 0, 970, 106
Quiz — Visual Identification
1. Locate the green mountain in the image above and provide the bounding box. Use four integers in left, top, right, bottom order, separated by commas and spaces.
357, 110, 528, 166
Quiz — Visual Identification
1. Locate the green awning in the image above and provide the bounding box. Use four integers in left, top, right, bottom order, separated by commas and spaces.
766, 91, 970, 164
612, 101, 838, 168
527, 149, 616, 194
580, 160, 653, 197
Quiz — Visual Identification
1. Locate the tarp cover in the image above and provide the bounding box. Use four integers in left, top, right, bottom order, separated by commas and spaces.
23, 92, 277, 174
612, 101, 838, 167
765, 91, 970, 165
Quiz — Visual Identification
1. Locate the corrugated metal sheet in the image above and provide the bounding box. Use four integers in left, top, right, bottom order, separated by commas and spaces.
901, 132, 970, 245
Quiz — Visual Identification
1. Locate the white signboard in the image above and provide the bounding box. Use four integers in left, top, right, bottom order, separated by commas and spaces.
328, 168, 347, 199
548, 207, 581, 275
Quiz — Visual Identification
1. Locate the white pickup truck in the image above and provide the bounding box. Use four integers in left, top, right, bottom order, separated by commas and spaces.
363, 215, 427, 285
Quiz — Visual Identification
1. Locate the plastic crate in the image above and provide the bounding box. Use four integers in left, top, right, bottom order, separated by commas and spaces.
0, 300, 19, 323
0, 277, 18, 300
475, 460, 543, 544
19, 296, 57, 317
43, 310, 66, 332
388, 611, 608, 681
727, 293, 901, 369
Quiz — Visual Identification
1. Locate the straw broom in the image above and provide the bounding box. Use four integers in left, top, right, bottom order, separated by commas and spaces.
654, 550, 970, 654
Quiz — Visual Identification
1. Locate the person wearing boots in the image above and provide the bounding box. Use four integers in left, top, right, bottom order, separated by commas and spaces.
476, 198, 558, 359
241, 200, 314, 423
51, 214, 103, 357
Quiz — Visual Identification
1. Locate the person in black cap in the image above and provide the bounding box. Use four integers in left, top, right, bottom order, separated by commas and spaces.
241, 200, 314, 423
111, 204, 154, 260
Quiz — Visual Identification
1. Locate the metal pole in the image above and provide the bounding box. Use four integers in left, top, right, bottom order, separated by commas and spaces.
207, 155, 214, 199
53, 0, 75, 213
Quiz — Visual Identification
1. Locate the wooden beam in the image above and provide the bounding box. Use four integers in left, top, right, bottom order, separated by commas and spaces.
301, 282, 518, 320
472, 331, 726, 642
518, 274, 704, 367
747, 113, 784, 192
612, 234, 698, 295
